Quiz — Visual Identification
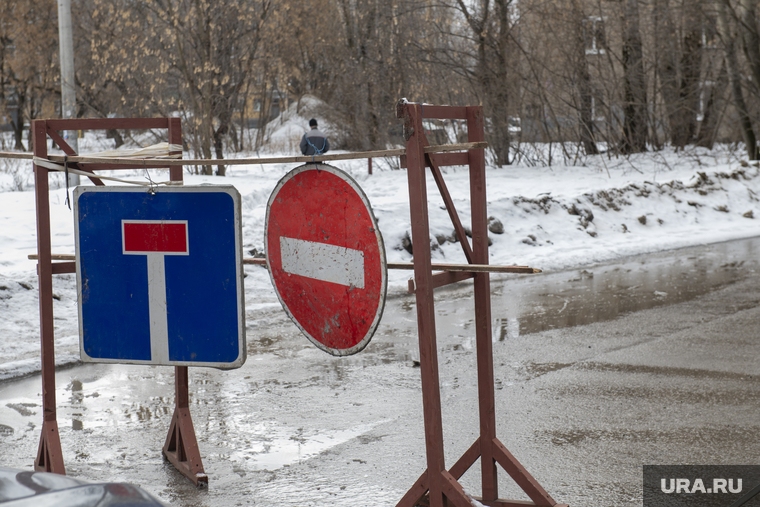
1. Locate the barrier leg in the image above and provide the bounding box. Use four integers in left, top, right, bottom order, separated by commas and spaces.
163, 366, 207, 486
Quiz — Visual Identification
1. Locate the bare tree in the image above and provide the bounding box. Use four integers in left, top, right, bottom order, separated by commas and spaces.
1, 0, 59, 150
654, 0, 703, 148
717, 0, 758, 159
452, 0, 515, 165
620, 0, 648, 153
84, 0, 271, 174
572, 0, 600, 155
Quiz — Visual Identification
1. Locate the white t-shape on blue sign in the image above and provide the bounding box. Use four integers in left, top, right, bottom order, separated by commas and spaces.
122, 219, 189, 364
74, 186, 246, 369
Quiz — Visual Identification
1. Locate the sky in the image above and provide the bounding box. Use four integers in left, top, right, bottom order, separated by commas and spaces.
1, 100, 759, 381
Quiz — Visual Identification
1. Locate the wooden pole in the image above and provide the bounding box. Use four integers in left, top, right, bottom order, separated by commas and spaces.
467, 105, 498, 501
0, 141, 486, 167
162, 124, 208, 487
403, 102, 447, 507
32, 119, 65, 475
30, 255, 541, 275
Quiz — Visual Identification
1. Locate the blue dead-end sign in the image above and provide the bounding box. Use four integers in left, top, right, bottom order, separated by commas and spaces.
73, 185, 246, 369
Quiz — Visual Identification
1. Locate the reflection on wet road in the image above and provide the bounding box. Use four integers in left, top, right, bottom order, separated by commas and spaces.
0, 237, 759, 506
437, 237, 759, 346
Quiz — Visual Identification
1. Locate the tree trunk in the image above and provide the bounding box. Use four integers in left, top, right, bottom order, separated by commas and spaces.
674, 19, 702, 147
739, 0, 760, 92
12, 88, 26, 151
572, 0, 599, 155
718, 0, 758, 159
213, 123, 228, 176
201, 90, 214, 175
106, 129, 124, 148
696, 61, 727, 149
654, 0, 701, 148
621, 0, 648, 153
490, 0, 512, 166
654, 0, 682, 145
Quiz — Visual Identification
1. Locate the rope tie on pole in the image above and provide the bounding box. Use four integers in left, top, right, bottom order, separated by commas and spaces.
31, 142, 183, 186
143, 158, 157, 194
32, 156, 174, 186
63, 155, 71, 210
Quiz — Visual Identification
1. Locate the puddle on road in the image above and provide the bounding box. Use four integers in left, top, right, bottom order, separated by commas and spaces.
485, 237, 760, 340
229, 420, 388, 471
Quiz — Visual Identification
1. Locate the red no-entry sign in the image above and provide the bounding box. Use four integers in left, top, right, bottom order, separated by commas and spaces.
265, 164, 387, 356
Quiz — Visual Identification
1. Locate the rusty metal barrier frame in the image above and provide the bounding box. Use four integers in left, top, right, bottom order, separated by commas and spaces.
30, 118, 208, 486
395, 102, 567, 507
25, 109, 565, 500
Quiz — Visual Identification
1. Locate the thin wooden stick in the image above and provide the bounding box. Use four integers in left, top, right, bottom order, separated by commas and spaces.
29, 253, 540, 274
0, 152, 33, 160
388, 262, 541, 274
28, 254, 76, 261
243, 258, 539, 273
3, 142, 486, 168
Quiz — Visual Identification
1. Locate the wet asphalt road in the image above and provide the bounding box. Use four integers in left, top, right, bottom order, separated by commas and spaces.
1, 238, 760, 506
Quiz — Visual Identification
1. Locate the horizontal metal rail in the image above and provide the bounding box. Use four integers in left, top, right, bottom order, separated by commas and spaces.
29, 254, 541, 274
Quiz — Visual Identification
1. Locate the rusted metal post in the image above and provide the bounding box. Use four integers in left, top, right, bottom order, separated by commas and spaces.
368, 157, 373, 175
32, 120, 65, 474
395, 102, 566, 507
163, 366, 207, 486
467, 106, 498, 501
161, 124, 208, 486
402, 102, 447, 507
168, 117, 183, 181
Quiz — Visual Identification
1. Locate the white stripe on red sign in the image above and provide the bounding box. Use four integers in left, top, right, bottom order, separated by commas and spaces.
280, 236, 365, 289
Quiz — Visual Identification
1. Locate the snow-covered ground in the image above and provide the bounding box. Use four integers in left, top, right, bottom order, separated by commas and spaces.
1, 105, 759, 381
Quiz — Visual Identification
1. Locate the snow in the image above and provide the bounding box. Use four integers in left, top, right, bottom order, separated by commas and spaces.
1, 106, 759, 381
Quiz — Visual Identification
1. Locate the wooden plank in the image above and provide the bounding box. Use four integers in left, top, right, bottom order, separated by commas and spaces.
404, 101, 447, 507
492, 438, 556, 506
400, 152, 469, 168
45, 128, 105, 186
440, 470, 479, 507
45, 127, 75, 155
5, 142, 486, 168
75, 163, 174, 172
168, 117, 183, 181
32, 119, 66, 475
449, 437, 481, 480
395, 470, 429, 507
45, 118, 169, 130
472, 501, 568, 507
50, 262, 76, 275
425, 144, 474, 264
420, 105, 469, 120
40, 143, 484, 166
0, 151, 33, 159
427, 141, 486, 153
469, 499, 556, 507
408, 271, 474, 293
34, 255, 541, 275
29, 254, 75, 261
47, 148, 404, 166
467, 104, 499, 502
393, 262, 541, 274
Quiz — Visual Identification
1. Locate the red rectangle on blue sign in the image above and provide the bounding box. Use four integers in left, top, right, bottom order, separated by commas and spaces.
123, 221, 188, 253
